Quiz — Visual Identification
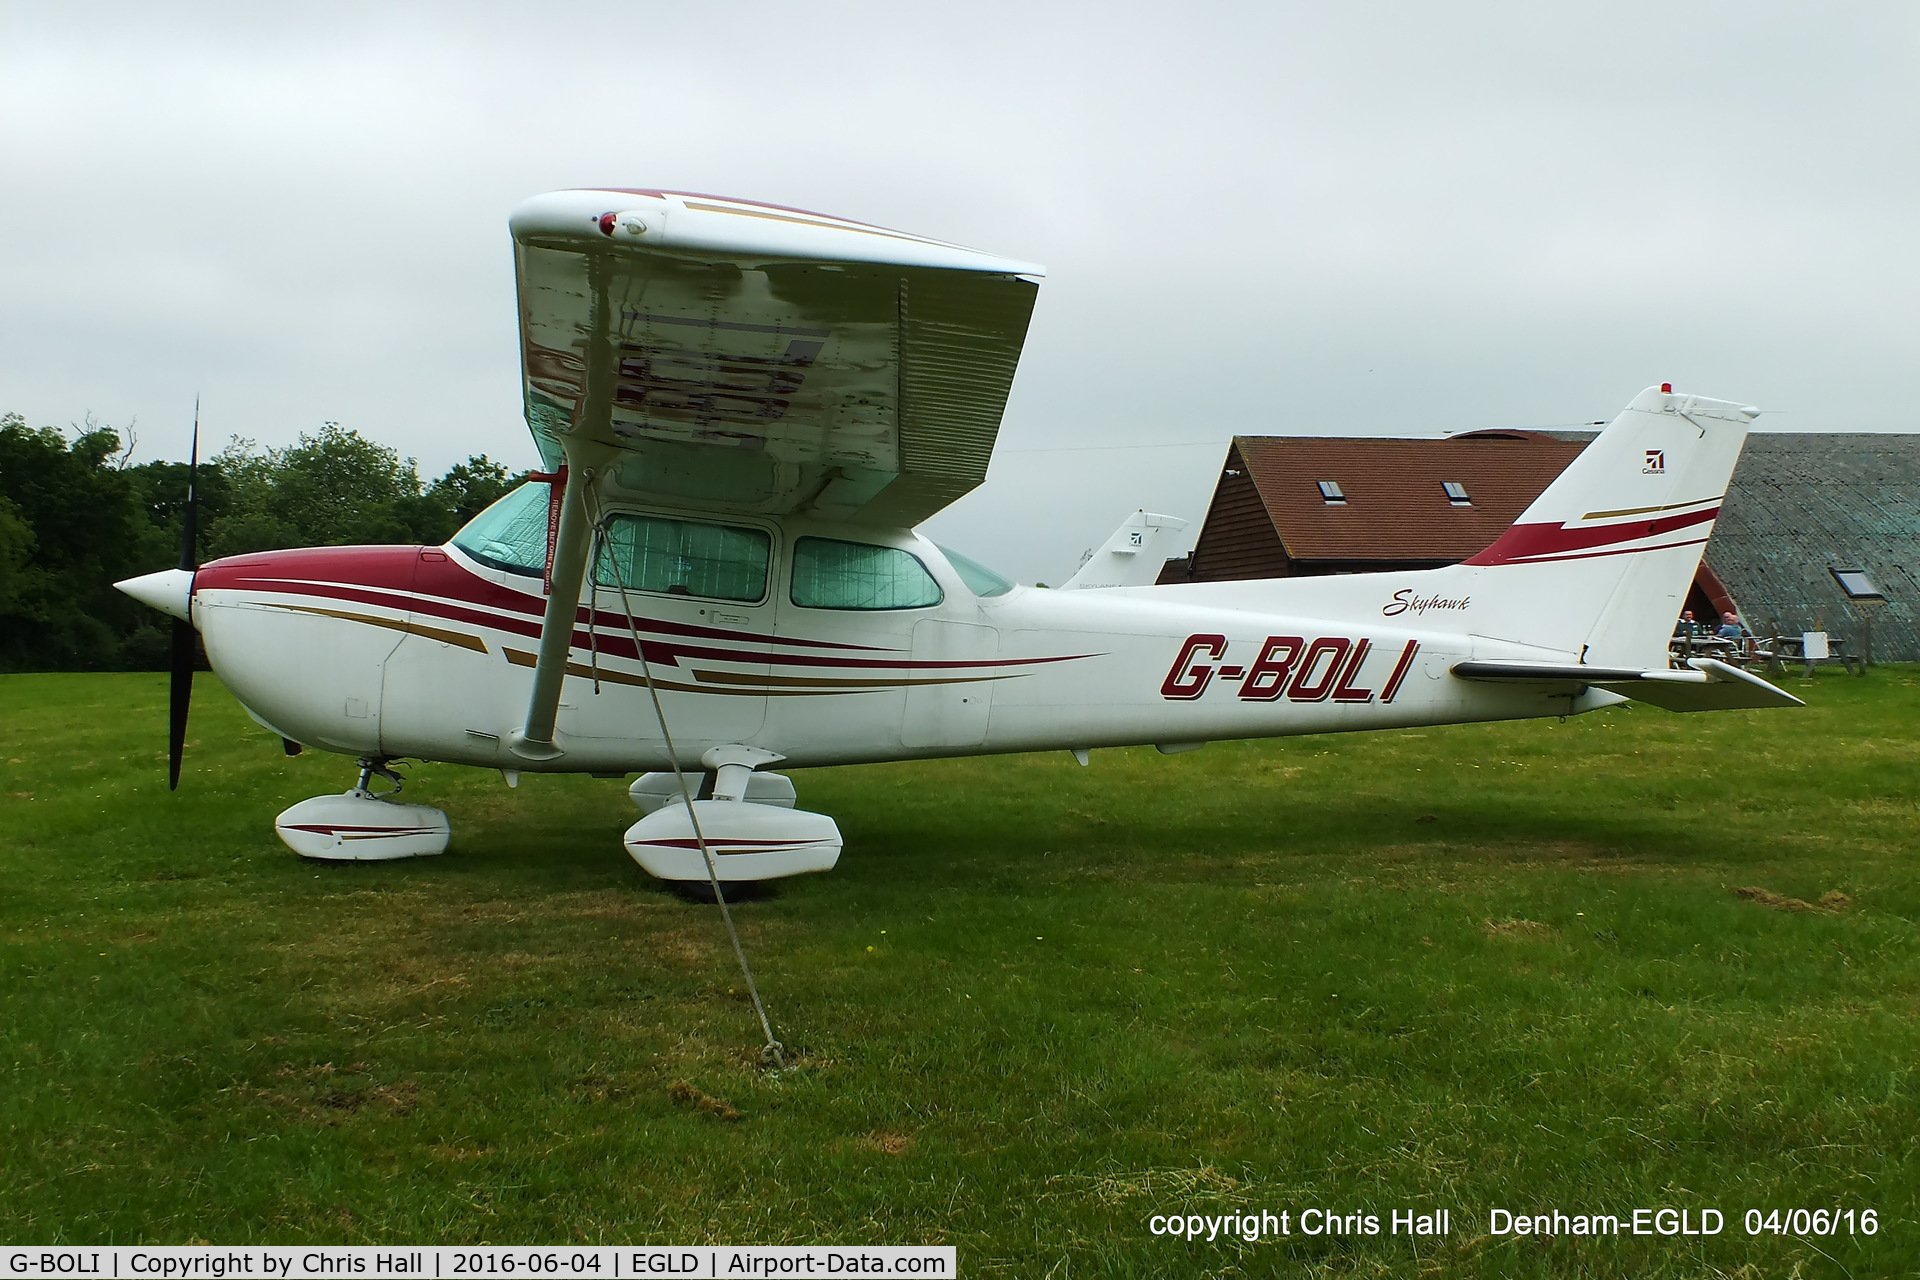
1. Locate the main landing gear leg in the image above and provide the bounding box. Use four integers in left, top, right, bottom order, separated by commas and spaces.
274, 756, 451, 862
353, 757, 406, 797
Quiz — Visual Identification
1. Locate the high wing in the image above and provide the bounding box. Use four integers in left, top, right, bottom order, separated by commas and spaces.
509, 189, 1044, 527
1452, 657, 1804, 711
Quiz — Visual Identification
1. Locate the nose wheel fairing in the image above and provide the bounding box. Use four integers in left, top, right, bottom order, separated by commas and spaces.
274, 791, 451, 861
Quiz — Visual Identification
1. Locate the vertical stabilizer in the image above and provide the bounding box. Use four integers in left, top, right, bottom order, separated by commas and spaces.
1062, 510, 1190, 589
1450, 386, 1759, 666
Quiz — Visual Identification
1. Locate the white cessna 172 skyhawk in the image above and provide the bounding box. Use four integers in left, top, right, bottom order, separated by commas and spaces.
117, 187, 1800, 887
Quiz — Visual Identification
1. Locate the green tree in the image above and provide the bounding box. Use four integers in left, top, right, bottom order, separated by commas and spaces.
0, 413, 147, 670
124, 456, 232, 570
204, 426, 515, 557
274, 422, 422, 545
428, 455, 518, 527
0, 493, 38, 619
204, 437, 296, 558
3, 409, 533, 670
208, 423, 415, 556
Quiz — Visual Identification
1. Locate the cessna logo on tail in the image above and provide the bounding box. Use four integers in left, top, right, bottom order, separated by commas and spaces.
1644, 449, 1666, 474
1161, 634, 1420, 705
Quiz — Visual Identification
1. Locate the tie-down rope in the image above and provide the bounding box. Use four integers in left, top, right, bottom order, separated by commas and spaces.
581, 479, 785, 1067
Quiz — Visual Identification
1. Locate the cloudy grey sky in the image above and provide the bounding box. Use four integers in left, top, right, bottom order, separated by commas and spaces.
3, 1, 1915, 581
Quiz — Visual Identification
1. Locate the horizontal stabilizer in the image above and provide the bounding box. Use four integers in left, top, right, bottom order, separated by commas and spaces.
1453, 657, 1803, 712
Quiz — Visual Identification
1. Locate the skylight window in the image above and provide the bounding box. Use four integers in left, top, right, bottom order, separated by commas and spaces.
1831, 568, 1885, 600
1442, 481, 1472, 506
1316, 480, 1346, 504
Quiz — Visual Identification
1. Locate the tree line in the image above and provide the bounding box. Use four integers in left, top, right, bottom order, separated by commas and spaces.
0, 412, 525, 672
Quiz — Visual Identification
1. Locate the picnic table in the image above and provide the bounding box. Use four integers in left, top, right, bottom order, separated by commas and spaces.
1769, 632, 1862, 677
1670, 630, 1860, 675
1668, 634, 1762, 665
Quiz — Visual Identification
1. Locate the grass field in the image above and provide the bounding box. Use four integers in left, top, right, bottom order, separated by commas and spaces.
3, 669, 1917, 1277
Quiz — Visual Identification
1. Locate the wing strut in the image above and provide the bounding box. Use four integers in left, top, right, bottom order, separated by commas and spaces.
509, 252, 618, 761
507, 466, 595, 759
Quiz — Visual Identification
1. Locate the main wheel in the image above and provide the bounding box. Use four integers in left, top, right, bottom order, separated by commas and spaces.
660, 878, 776, 904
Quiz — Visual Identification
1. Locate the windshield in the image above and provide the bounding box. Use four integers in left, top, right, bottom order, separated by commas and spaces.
450, 481, 551, 576
937, 545, 1016, 597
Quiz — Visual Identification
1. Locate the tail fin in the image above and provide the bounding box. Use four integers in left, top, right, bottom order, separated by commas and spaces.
1450, 386, 1758, 666
1062, 510, 1189, 589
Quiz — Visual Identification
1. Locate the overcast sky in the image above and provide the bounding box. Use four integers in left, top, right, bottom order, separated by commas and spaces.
3, 2, 1915, 580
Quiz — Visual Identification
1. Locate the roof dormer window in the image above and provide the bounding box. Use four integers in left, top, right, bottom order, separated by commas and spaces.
1316, 480, 1346, 505
1442, 481, 1472, 507
1831, 568, 1885, 600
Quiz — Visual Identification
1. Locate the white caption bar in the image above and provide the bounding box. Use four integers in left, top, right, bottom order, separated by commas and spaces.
1, 1248, 956, 1279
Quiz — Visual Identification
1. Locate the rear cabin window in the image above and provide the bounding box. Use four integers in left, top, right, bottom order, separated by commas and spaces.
596, 514, 771, 602
450, 481, 551, 577
938, 545, 1015, 598
790, 538, 943, 610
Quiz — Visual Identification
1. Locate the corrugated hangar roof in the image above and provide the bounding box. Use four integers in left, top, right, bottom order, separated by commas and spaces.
1231, 431, 1587, 564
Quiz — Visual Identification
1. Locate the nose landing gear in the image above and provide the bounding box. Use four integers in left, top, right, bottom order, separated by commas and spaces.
273, 756, 451, 861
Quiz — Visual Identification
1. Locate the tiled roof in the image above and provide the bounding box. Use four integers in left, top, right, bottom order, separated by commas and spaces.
1233, 431, 1587, 563
1708, 434, 1920, 661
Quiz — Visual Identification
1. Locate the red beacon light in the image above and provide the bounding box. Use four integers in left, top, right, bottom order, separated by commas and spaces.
596, 211, 618, 236
1660, 382, 1673, 393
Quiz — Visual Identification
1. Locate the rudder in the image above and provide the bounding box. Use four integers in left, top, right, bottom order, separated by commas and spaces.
1449, 386, 1759, 666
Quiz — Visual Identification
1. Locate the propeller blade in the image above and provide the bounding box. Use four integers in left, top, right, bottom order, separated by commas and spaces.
178, 402, 198, 572
168, 617, 194, 790
169, 401, 200, 792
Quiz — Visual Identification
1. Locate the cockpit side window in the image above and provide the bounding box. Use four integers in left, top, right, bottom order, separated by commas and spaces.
790, 537, 944, 610
450, 481, 551, 577
596, 514, 771, 603
453, 486, 773, 604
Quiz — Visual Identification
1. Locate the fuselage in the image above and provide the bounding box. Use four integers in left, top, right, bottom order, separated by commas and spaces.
187, 494, 1595, 774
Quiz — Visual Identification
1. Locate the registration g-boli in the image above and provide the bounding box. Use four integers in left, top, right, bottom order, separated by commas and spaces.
118, 189, 1801, 889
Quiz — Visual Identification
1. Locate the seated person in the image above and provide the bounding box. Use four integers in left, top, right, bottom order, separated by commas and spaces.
1716, 611, 1746, 641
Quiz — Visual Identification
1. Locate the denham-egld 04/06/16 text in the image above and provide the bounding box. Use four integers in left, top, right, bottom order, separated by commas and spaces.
1147, 1206, 1881, 1242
